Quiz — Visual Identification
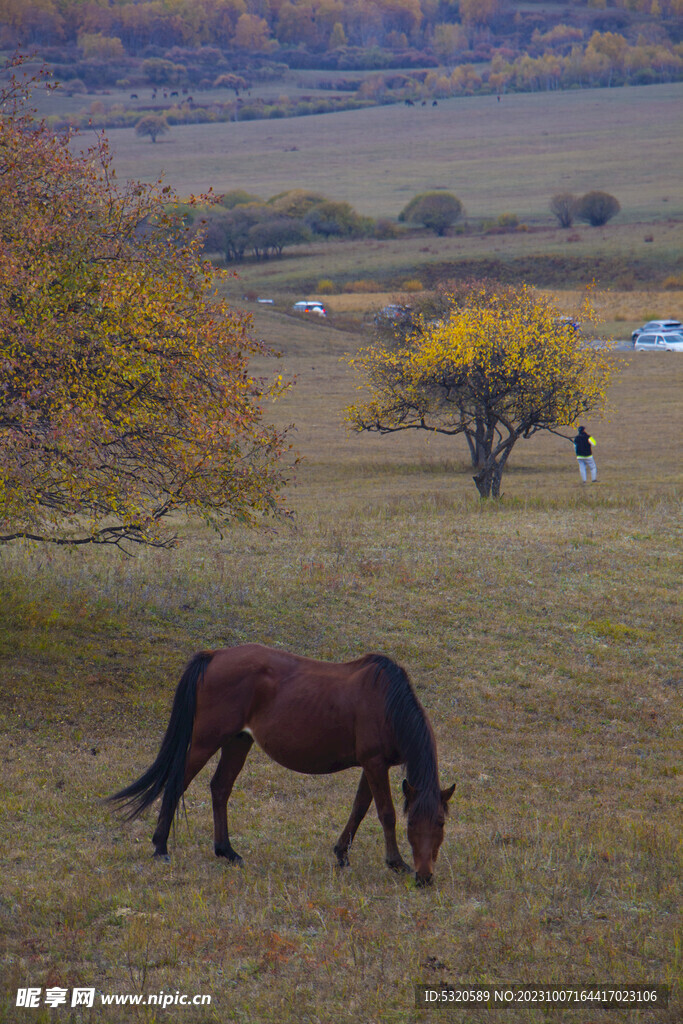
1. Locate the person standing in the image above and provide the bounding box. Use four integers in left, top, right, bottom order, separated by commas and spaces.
574, 425, 597, 483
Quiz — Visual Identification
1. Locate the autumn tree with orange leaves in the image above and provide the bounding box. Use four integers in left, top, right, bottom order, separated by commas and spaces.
348, 286, 614, 498
0, 61, 292, 549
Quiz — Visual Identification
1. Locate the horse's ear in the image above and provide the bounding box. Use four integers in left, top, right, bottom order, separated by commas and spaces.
441, 783, 456, 805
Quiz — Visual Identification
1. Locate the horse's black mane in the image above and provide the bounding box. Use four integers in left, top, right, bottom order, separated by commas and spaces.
367, 654, 442, 821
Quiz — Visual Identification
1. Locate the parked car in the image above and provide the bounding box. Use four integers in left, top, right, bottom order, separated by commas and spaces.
634, 331, 683, 352
292, 300, 326, 316
631, 319, 681, 344
376, 303, 412, 320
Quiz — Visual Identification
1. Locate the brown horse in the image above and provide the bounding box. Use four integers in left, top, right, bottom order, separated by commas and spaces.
109, 644, 454, 885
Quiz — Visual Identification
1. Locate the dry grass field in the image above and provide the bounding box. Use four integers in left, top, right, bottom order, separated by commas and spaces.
96, 83, 683, 225
238, 286, 682, 356
2, 77, 681, 1024
1, 307, 681, 1023
218, 217, 682, 299
283, 287, 683, 324
55, 81, 683, 300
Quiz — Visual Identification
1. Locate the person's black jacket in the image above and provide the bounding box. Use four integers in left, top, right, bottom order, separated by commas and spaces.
574, 430, 592, 457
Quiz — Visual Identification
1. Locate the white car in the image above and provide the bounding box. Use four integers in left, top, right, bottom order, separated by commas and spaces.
292, 300, 326, 316
634, 331, 683, 352
631, 319, 681, 344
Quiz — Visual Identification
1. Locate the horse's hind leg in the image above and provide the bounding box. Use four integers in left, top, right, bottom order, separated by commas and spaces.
334, 771, 372, 867
211, 732, 253, 864
152, 743, 215, 860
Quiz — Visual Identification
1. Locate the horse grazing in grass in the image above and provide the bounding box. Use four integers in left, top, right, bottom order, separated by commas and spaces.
109, 645, 454, 885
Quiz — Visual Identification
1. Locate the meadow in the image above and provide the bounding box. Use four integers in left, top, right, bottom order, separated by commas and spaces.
1, 308, 681, 1022
70, 80, 681, 299
1, 78, 681, 1024
95, 83, 683, 226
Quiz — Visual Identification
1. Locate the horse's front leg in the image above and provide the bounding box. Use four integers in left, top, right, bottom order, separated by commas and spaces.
334, 770, 373, 867
363, 759, 412, 874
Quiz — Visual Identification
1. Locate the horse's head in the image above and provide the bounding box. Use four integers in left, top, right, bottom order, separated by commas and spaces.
403, 779, 455, 886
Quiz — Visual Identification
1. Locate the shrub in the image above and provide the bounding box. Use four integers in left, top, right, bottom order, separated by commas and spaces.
63, 79, 87, 96
200, 206, 310, 262
373, 218, 401, 239
218, 190, 263, 210
576, 190, 620, 227
141, 58, 185, 86
550, 192, 578, 228
496, 212, 519, 230
399, 192, 464, 236
401, 279, 424, 292
268, 189, 327, 217
200, 206, 265, 262
247, 217, 309, 259
304, 200, 369, 239
316, 279, 337, 294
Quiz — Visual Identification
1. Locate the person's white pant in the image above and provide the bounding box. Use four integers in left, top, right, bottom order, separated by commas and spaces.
577, 456, 597, 482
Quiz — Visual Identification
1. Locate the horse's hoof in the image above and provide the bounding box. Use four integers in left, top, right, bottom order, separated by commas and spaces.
153, 852, 171, 863
333, 846, 350, 867
387, 858, 412, 874
215, 845, 243, 865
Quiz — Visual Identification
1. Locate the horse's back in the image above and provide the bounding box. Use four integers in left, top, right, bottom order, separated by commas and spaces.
194, 645, 395, 774
204, 644, 381, 691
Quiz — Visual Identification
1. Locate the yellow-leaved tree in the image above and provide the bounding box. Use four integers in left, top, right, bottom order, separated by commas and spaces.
0, 60, 293, 549
348, 285, 615, 498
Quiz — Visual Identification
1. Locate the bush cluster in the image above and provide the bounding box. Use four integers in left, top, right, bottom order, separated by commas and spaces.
550, 191, 621, 228
196, 190, 376, 262
189, 181, 625, 266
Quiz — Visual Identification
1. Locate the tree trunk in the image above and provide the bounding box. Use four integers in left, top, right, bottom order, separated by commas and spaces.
464, 416, 487, 470
472, 444, 512, 499
472, 463, 502, 498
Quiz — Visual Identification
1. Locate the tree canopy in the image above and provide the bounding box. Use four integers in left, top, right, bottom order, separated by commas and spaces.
0, 61, 292, 549
135, 113, 169, 142
347, 285, 615, 498
198, 191, 371, 262
576, 190, 621, 227
399, 192, 464, 236
549, 192, 578, 228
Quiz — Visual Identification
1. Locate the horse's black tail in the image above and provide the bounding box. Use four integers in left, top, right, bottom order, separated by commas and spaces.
107, 651, 213, 821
